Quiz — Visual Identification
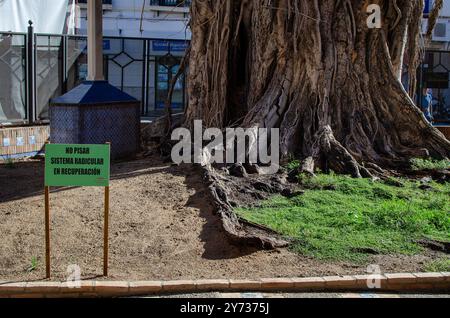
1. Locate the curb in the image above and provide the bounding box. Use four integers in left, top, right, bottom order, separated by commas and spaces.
0, 272, 449, 298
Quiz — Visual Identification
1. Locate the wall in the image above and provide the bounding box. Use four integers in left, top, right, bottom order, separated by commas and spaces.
77, 0, 191, 40
0, 125, 49, 157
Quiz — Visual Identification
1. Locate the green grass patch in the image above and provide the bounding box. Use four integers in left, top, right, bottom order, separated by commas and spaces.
27, 256, 38, 272
285, 159, 301, 171
425, 258, 450, 272
411, 158, 450, 171
236, 173, 450, 262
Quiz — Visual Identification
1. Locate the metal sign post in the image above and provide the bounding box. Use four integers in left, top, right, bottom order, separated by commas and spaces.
44, 142, 111, 279
44, 180, 50, 279
103, 185, 109, 276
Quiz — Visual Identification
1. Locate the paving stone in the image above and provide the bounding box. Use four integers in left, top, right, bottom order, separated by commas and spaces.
218, 293, 243, 298
26, 282, 61, 293
241, 292, 264, 298
262, 293, 287, 298
353, 274, 387, 289
11, 293, 45, 298
229, 280, 262, 290
385, 273, 417, 284
45, 293, 81, 298
162, 280, 196, 293
323, 276, 357, 288
94, 281, 130, 294
61, 280, 95, 293
196, 279, 230, 292
385, 283, 435, 291
441, 272, 450, 281
291, 277, 326, 290
129, 281, 162, 294
260, 278, 294, 290
0, 282, 27, 294
413, 272, 445, 283
340, 293, 363, 298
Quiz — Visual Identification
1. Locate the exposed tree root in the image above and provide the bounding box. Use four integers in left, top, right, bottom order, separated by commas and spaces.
417, 238, 450, 254
201, 164, 289, 249
314, 126, 374, 178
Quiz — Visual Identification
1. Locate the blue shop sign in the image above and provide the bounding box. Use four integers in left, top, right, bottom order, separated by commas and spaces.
152, 40, 189, 52
156, 101, 183, 109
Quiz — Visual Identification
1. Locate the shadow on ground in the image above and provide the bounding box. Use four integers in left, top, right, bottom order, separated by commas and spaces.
0, 156, 260, 268
182, 166, 261, 260
0, 157, 170, 203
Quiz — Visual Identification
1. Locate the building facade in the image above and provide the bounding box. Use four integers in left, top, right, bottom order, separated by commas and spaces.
74, 0, 191, 117
421, 0, 450, 124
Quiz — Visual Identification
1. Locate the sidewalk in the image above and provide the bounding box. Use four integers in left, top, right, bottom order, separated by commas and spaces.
153, 292, 450, 299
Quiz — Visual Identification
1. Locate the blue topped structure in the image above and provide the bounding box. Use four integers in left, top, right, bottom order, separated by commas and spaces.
49, 81, 141, 160
52, 81, 137, 105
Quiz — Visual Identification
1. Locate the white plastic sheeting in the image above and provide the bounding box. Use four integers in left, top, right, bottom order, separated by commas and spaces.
0, 1, 76, 123
0, 34, 25, 122
0, 0, 68, 34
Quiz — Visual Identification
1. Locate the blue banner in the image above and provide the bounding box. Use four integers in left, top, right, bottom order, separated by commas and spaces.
152, 40, 189, 52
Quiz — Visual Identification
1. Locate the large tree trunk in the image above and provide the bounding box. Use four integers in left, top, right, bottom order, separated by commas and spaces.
185, 0, 450, 176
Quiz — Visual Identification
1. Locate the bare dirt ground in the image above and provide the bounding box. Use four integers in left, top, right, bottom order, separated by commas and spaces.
0, 157, 445, 282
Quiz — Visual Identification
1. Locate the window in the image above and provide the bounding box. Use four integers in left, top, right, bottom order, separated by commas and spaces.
155, 55, 184, 110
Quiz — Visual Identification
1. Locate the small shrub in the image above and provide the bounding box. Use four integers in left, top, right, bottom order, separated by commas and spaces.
411, 158, 450, 171
425, 259, 450, 272
286, 159, 300, 171
27, 257, 38, 272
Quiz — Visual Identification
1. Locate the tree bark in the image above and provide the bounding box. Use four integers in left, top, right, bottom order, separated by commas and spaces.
185, 0, 450, 175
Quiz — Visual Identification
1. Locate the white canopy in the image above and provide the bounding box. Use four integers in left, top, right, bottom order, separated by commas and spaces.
0, 0, 69, 33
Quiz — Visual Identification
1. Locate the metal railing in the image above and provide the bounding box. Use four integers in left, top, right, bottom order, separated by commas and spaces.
0, 26, 189, 125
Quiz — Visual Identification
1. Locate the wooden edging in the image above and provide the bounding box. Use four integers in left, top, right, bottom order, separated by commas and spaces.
0, 272, 449, 298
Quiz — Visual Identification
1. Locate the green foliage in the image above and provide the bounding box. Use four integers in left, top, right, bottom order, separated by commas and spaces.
27, 257, 38, 272
285, 158, 300, 171
425, 258, 450, 272
236, 174, 450, 262
411, 158, 450, 171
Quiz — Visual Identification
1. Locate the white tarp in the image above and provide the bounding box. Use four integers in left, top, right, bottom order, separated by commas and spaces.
0, 0, 75, 123
0, 0, 68, 34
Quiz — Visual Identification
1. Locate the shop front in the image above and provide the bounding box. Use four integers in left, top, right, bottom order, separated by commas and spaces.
420, 50, 450, 125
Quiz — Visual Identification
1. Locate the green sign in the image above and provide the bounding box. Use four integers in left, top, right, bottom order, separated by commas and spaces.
45, 144, 110, 187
